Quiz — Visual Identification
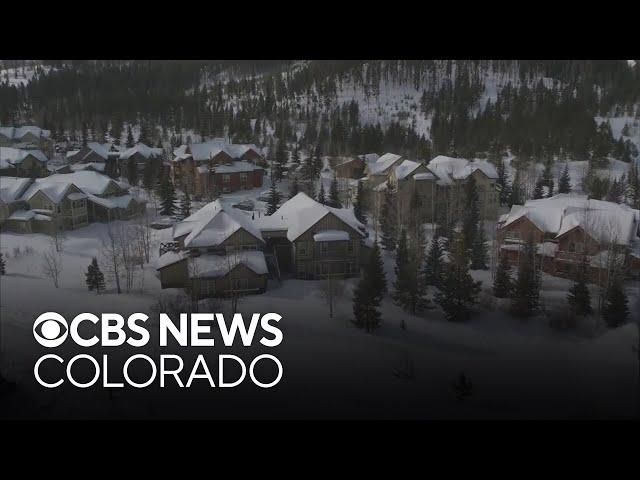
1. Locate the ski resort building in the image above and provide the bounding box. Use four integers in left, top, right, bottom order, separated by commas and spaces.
497, 194, 640, 279
0, 171, 145, 234
156, 192, 367, 298
171, 140, 265, 198
367, 154, 500, 224
0, 147, 49, 177
0, 126, 53, 156
66, 142, 161, 176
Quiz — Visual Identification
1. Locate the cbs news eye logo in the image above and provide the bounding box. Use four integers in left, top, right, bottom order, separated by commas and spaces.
33, 312, 69, 348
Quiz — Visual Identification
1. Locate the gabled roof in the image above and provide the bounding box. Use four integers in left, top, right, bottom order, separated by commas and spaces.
0, 147, 48, 168
119, 143, 162, 161
264, 192, 365, 242
502, 194, 640, 246
394, 160, 424, 181
427, 156, 498, 185
174, 199, 265, 248
173, 141, 261, 163
0, 176, 33, 203
0, 126, 51, 141
20, 171, 123, 202
368, 153, 403, 175
84, 142, 110, 160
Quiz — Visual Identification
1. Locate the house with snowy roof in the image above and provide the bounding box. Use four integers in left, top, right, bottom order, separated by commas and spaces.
497, 194, 640, 278
117, 143, 163, 172
171, 140, 265, 197
0, 171, 146, 234
0, 126, 53, 155
425, 155, 500, 221
155, 192, 367, 298
0, 147, 49, 177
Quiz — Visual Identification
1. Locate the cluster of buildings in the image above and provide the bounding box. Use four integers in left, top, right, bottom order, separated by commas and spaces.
497, 194, 640, 279
0, 171, 145, 234
336, 152, 500, 225
170, 139, 266, 197
156, 192, 367, 298
0, 126, 53, 156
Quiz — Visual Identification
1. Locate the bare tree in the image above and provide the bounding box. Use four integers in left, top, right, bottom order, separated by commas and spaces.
42, 244, 63, 288
102, 222, 123, 294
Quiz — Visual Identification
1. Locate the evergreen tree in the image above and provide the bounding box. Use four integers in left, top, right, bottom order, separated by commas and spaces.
380, 182, 398, 251
533, 179, 544, 199
85, 257, 105, 294
393, 229, 410, 303
541, 159, 555, 197
493, 253, 514, 298
272, 138, 287, 183
567, 260, 593, 316
179, 191, 192, 219
126, 124, 135, 148
435, 234, 481, 322
316, 181, 326, 204
423, 233, 444, 288
496, 159, 511, 205
470, 224, 489, 270
266, 183, 281, 215
289, 176, 299, 199
353, 180, 367, 225
602, 278, 629, 328
159, 175, 177, 216
352, 243, 386, 332
510, 237, 541, 317
558, 163, 572, 193
327, 174, 342, 208
461, 177, 480, 251
0, 252, 5, 275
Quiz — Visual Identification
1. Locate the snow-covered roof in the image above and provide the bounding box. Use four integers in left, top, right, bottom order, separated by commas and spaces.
20, 171, 124, 202
263, 192, 365, 242
0, 176, 32, 203
427, 156, 498, 185
0, 126, 50, 141
86, 193, 137, 210
368, 153, 403, 175
213, 161, 263, 173
358, 153, 380, 165
67, 192, 87, 201
189, 251, 268, 278
8, 209, 36, 221
173, 141, 261, 163
0, 147, 47, 168
174, 199, 265, 248
155, 250, 188, 270
502, 194, 640, 246
394, 160, 424, 181
313, 230, 350, 242
119, 143, 162, 161
70, 162, 106, 172
85, 142, 110, 160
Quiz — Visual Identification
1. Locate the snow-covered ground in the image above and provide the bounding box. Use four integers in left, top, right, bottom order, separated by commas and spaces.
1, 195, 639, 418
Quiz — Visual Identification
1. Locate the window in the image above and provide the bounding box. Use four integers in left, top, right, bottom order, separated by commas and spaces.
240, 173, 248, 182
223, 174, 231, 183
298, 241, 307, 256
347, 239, 355, 252
321, 242, 329, 254
504, 230, 520, 240
574, 242, 584, 253
231, 278, 249, 291
199, 280, 215, 297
